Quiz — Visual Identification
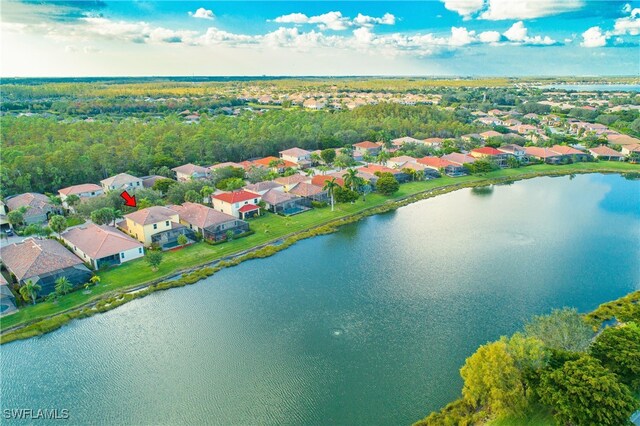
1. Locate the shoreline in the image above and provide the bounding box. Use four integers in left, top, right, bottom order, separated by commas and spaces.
1, 164, 638, 344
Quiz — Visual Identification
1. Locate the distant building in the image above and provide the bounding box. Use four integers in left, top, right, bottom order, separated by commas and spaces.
100, 173, 143, 193
172, 163, 211, 182
4, 193, 59, 225
58, 184, 104, 209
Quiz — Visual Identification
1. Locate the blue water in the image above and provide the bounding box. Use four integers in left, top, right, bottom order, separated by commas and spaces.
1, 174, 639, 425
542, 84, 640, 92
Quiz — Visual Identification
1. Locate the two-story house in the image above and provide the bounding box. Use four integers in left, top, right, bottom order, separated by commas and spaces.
172, 163, 211, 182
211, 190, 261, 219
58, 183, 104, 210
100, 173, 143, 193
118, 206, 193, 249
279, 148, 312, 168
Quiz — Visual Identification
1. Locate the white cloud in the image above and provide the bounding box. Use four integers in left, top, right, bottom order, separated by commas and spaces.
273, 13, 309, 24
441, 0, 585, 20
189, 8, 214, 20
581, 26, 607, 47
503, 21, 556, 45
479, 30, 501, 43
353, 13, 396, 27
480, 0, 585, 20
612, 6, 640, 36
449, 26, 476, 46
441, 0, 484, 19
271, 11, 395, 30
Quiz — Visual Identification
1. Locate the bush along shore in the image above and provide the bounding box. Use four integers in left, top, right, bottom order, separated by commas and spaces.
1, 163, 639, 344
414, 291, 640, 426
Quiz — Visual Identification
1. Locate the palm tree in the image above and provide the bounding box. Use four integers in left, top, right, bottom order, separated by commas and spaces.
268, 159, 285, 173
376, 151, 391, 165
305, 168, 316, 177
89, 275, 101, 287
19, 280, 41, 305
323, 178, 339, 212
55, 276, 73, 296
342, 168, 359, 192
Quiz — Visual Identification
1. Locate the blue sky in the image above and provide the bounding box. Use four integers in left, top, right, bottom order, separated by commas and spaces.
1, 1, 639, 76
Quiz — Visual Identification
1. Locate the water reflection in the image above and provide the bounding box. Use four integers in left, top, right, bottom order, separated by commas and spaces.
470, 185, 494, 196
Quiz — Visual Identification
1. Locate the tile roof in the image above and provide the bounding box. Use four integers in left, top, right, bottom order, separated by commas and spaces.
524, 147, 562, 159
279, 147, 311, 157
262, 189, 300, 205
244, 181, 284, 193
208, 162, 242, 170
58, 184, 102, 196
472, 147, 503, 156
550, 145, 584, 155
417, 156, 457, 168
358, 164, 402, 175
289, 182, 325, 197
100, 173, 141, 187
589, 145, 624, 157
353, 141, 382, 149
441, 153, 476, 165
238, 204, 259, 213
0, 238, 85, 281
252, 156, 298, 169
311, 175, 345, 187
4, 193, 53, 218
171, 163, 209, 175
168, 202, 237, 229
124, 206, 178, 225
61, 224, 142, 259
274, 174, 308, 186
212, 190, 260, 204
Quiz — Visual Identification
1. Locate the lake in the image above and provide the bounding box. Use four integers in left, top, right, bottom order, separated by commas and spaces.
1, 174, 639, 425
541, 84, 640, 92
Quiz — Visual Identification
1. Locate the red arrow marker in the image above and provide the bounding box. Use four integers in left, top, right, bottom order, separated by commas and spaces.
120, 191, 137, 207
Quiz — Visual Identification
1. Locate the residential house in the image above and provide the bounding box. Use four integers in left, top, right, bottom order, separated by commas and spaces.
388, 156, 417, 169
0, 274, 17, 316
479, 130, 503, 141
261, 189, 306, 215
61, 224, 144, 269
476, 116, 503, 126
391, 136, 423, 148
524, 147, 565, 164
441, 152, 476, 166
288, 182, 329, 203
417, 157, 464, 177
497, 144, 527, 162
0, 202, 8, 231
358, 164, 410, 183
211, 190, 262, 219
423, 138, 444, 149
589, 145, 625, 161
4, 193, 59, 225
209, 162, 243, 172
100, 173, 143, 193
244, 181, 284, 195
461, 133, 482, 143
607, 133, 640, 146
140, 175, 167, 189
303, 99, 326, 109
274, 174, 309, 190
279, 148, 312, 168
119, 206, 194, 249
311, 174, 345, 188
58, 183, 104, 209
172, 163, 210, 182
550, 145, 591, 162
252, 156, 298, 173
470, 147, 510, 167
621, 144, 640, 157
352, 141, 382, 160
0, 238, 92, 297
168, 202, 249, 242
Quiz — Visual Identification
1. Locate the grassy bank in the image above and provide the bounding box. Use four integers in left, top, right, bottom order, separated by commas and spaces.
1, 161, 638, 343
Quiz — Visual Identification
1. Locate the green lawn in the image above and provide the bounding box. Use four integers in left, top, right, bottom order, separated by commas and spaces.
2, 161, 637, 331
65, 216, 85, 227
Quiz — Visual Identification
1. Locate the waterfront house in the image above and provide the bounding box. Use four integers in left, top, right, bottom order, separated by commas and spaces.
470, 147, 510, 167
417, 157, 464, 177
0, 274, 17, 316
352, 141, 382, 160
119, 206, 194, 249
442, 152, 476, 167
172, 163, 210, 182
607, 133, 640, 146
211, 190, 262, 219
261, 189, 306, 215
4, 193, 59, 225
550, 145, 591, 162
168, 202, 249, 242
358, 164, 410, 183
61, 224, 144, 269
288, 182, 329, 203
58, 184, 104, 210
388, 156, 417, 169
589, 145, 625, 161
524, 147, 564, 164
0, 238, 92, 297
497, 144, 527, 161
279, 148, 312, 168
100, 173, 143, 193
621, 144, 640, 157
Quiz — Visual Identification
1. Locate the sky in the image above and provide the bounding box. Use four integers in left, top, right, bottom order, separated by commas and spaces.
1, 0, 639, 77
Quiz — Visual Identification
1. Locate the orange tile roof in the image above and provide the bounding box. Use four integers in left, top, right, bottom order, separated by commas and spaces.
212, 190, 260, 204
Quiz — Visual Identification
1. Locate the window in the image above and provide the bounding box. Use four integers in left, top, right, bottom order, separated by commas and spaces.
254, 199, 258, 203
153, 224, 157, 230
165, 221, 169, 226
138, 248, 143, 254
120, 253, 125, 259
